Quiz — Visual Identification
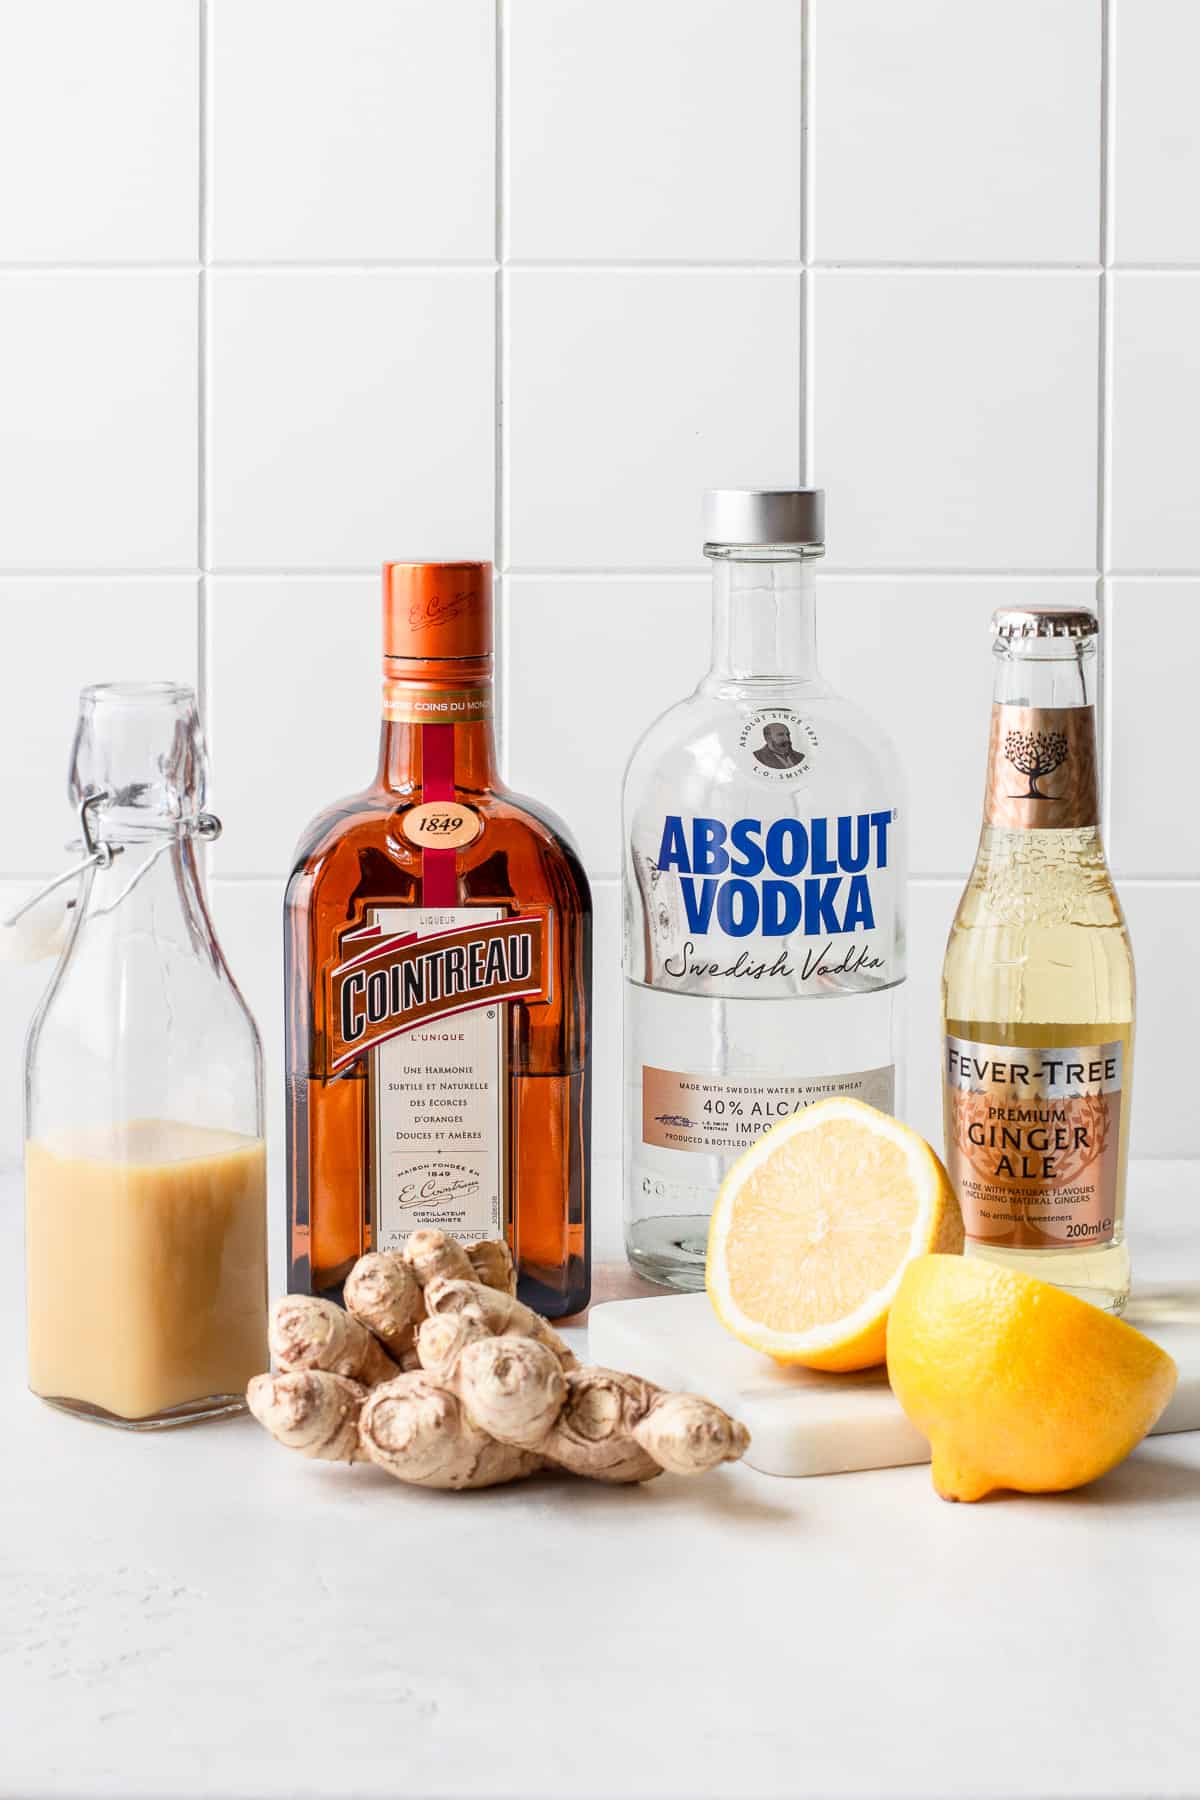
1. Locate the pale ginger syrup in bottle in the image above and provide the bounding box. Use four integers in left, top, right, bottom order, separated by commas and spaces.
942, 607, 1134, 1313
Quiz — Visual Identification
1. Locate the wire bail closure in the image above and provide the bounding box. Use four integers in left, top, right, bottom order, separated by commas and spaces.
2, 791, 223, 929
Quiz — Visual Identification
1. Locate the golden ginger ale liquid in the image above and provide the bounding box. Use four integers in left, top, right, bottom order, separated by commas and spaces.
942, 609, 1134, 1313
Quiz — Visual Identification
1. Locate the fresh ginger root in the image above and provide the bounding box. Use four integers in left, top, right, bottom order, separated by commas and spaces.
423, 1276, 579, 1371
247, 1369, 366, 1461
343, 1254, 425, 1356
269, 1295, 400, 1387
452, 1336, 749, 1483
250, 1231, 749, 1491
343, 1233, 519, 1356
464, 1238, 518, 1296
359, 1373, 544, 1490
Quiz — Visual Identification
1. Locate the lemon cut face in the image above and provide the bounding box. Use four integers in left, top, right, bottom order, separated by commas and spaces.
706, 1097, 963, 1372
887, 1254, 1179, 1502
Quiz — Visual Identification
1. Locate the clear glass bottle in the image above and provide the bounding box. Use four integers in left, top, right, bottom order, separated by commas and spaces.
24, 682, 268, 1428
942, 609, 1134, 1313
623, 491, 906, 1289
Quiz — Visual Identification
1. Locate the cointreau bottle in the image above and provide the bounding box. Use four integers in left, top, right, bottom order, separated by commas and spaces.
285, 562, 591, 1317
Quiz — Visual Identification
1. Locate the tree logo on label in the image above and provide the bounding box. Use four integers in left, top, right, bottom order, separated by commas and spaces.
1004, 728, 1069, 799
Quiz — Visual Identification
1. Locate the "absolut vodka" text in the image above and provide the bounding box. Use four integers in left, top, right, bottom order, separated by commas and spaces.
656, 811, 893, 938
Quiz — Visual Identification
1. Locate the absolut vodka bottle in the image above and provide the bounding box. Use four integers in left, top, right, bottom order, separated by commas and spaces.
622, 490, 906, 1289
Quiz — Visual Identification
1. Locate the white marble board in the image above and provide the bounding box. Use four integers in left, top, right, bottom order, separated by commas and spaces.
587, 1283, 1200, 1477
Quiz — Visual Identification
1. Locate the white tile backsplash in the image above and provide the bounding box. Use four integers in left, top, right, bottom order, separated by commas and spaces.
507, 0, 803, 263
812, 272, 1100, 570
811, 0, 1100, 265
0, 885, 60, 1161
1108, 579, 1200, 876
821, 577, 1100, 877
507, 270, 802, 570
210, 0, 495, 263
1112, 0, 1200, 266
1109, 275, 1200, 572
208, 576, 379, 876
904, 882, 960, 1151
592, 881, 621, 1171
0, 0, 198, 264
208, 271, 494, 568
0, 274, 198, 567
0, 579, 199, 874
1120, 885, 1200, 1160
1, 3, 1199, 1174
506, 576, 709, 875
206, 877, 288, 1284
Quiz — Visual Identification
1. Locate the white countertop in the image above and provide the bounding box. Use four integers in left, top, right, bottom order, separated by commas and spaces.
5, 1162, 1200, 1800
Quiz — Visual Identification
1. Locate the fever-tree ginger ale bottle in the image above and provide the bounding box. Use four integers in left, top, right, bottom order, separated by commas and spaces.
942, 607, 1134, 1314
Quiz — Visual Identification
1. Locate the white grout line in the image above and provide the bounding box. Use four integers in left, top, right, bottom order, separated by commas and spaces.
4, 566, 1199, 585
807, 260, 1105, 274
799, 0, 813, 483
1099, 0, 1116, 846
0, 569, 202, 580
4, 259, 1200, 278
495, 0, 509, 774
501, 259, 805, 273
501, 567, 707, 581
197, 0, 212, 737
196, 0, 214, 885
209, 258, 499, 271
0, 264, 202, 275
812, 567, 1104, 581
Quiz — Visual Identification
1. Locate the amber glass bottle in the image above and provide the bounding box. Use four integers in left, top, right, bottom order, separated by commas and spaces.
285, 562, 591, 1317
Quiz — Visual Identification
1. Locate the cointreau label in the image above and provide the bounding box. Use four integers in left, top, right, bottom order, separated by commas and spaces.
984, 704, 1099, 831
329, 911, 549, 1074
332, 907, 552, 1250
943, 1034, 1122, 1249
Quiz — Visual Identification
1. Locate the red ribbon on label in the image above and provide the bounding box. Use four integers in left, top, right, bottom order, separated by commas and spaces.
420, 723, 458, 905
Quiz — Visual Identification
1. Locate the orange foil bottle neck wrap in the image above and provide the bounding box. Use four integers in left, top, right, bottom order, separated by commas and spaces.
383, 561, 494, 725
384, 560, 493, 660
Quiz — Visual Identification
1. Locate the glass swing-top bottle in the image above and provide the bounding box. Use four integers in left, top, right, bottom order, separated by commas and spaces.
23, 682, 267, 1428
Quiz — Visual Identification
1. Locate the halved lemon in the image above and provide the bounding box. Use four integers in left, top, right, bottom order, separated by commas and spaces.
888, 1255, 1178, 1501
706, 1097, 963, 1371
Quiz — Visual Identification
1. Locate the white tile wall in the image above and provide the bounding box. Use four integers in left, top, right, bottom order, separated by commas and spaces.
207, 575, 379, 875
506, 0, 803, 263
0, 274, 198, 567
507, 576, 709, 874
506, 270, 802, 569
209, 0, 495, 264
208, 271, 494, 568
810, 0, 1101, 265
2, 1, 1198, 1194
820, 576, 1100, 874
1111, 0, 1200, 266
811, 271, 1100, 570
0, 0, 198, 263
1108, 275, 1200, 572
1108, 579, 1200, 877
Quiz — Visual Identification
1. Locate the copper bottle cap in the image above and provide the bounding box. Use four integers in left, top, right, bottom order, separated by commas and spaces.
383, 562, 493, 661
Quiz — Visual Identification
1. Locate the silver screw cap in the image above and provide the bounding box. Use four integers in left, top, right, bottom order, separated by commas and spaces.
704, 489, 825, 548
992, 607, 1098, 641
